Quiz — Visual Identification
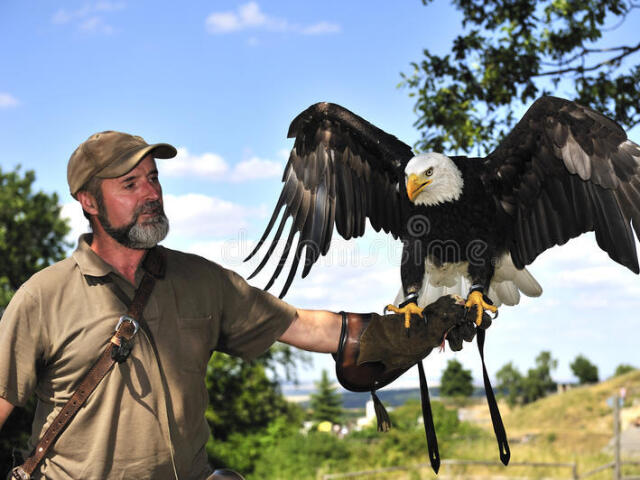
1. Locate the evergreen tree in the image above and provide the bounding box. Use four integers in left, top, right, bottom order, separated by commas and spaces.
570, 354, 599, 384
309, 369, 343, 424
440, 359, 473, 397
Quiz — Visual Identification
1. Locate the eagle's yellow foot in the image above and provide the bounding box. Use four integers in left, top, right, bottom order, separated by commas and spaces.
465, 291, 498, 326
385, 302, 424, 329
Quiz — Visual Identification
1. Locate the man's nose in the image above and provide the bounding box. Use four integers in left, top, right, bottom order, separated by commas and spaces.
142, 179, 161, 201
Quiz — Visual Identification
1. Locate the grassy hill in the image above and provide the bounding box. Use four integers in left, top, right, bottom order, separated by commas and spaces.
439, 369, 640, 479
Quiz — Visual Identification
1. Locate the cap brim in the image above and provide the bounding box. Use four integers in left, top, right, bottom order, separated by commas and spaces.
96, 142, 177, 179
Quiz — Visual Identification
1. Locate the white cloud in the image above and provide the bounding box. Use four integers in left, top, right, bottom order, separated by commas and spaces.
238, 2, 267, 27
164, 193, 262, 238
79, 16, 114, 34
0, 93, 19, 108
206, 12, 241, 33
160, 147, 229, 180
205, 2, 340, 36
230, 156, 283, 181
160, 147, 283, 183
52, 1, 124, 33
300, 21, 341, 35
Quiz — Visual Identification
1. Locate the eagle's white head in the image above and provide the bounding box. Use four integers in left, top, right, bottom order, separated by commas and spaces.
404, 153, 464, 206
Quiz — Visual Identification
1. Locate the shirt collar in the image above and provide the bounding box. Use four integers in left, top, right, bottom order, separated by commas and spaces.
71, 233, 165, 281
72, 234, 116, 278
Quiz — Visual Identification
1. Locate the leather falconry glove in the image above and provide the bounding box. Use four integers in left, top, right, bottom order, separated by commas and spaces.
333, 294, 495, 475
334, 295, 490, 391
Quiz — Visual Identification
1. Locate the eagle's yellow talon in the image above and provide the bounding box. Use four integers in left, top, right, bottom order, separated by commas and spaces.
385, 302, 423, 329
465, 291, 498, 326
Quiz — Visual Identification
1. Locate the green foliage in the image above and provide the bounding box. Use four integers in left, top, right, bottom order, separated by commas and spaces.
570, 354, 599, 384
496, 361, 524, 407
0, 166, 70, 309
204, 347, 309, 472
403, 0, 640, 154
309, 369, 343, 424
613, 363, 636, 377
208, 415, 303, 476
250, 431, 350, 480
440, 359, 473, 397
496, 351, 558, 406
245, 399, 486, 480
522, 351, 558, 404
205, 352, 300, 443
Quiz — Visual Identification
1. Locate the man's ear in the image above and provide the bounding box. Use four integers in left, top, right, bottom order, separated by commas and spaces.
76, 191, 99, 216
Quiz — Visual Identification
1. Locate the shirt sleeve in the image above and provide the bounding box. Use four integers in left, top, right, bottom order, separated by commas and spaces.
0, 286, 45, 407
216, 267, 297, 360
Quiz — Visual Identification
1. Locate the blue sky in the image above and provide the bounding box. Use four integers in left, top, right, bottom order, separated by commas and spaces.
1, 1, 639, 388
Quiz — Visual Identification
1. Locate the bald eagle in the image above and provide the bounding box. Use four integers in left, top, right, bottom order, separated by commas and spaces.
245, 96, 640, 325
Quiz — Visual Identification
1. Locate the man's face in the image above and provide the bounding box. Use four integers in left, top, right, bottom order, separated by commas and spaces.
96, 155, 169, 249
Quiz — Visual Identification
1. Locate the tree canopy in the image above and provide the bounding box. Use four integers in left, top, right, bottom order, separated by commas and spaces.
0, 166, 70, 308
495, 351, 558, 406
613, 363, 636, 377
440, 359, 474, 397
570, 354, 599, 384
496, 361, 524, 407
402, 0, 640, 154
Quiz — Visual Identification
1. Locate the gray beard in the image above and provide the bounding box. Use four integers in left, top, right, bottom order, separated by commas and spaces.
98, 201, 169, 249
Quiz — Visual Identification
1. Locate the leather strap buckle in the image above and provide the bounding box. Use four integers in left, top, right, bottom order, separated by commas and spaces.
115, 315, 139, 335
9, 466, 30, 480
111, 315, 139, 363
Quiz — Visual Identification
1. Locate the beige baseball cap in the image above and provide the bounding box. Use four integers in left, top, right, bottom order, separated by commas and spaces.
67, 130, 177, 197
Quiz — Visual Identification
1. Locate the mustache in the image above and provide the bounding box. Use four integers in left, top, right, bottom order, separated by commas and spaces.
136, 200, 164, 216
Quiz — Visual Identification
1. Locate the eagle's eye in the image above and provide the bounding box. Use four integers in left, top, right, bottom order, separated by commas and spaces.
425, 167, 433, 176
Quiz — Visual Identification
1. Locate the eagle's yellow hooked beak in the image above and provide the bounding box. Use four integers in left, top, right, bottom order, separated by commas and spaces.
406, 174, 432, 202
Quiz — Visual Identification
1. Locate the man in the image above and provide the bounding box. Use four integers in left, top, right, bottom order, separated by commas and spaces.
0, 131, 343, 479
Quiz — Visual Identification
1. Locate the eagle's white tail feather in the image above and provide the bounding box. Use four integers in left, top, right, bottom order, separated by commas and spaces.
392, 253, 542, 308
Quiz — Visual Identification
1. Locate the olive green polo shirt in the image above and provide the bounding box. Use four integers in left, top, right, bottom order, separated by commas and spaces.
0, 235, 297, 479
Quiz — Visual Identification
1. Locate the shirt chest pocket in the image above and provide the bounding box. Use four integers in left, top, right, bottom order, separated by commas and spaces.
177, 315, 213, 374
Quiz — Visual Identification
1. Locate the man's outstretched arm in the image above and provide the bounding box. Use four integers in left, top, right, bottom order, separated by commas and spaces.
0, 396, 14, 430
278, 309, 342, 353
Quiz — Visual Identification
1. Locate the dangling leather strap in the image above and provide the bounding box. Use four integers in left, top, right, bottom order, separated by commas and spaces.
417, 360, 440, 474
11, 248, 165, 480
477, 328, 510, 465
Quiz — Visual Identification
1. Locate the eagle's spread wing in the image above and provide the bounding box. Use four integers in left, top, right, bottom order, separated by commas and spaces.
245, 102, 414, 297
483, 96, 640, 272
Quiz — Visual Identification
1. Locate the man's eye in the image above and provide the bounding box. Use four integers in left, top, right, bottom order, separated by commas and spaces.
124, 183, 135, 189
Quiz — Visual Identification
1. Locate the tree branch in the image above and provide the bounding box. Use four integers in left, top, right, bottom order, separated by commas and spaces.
536, 41, 640, 77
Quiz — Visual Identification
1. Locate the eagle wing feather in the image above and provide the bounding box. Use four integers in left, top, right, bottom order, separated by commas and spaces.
484, 96, 640, 272
246, 102, 414, 297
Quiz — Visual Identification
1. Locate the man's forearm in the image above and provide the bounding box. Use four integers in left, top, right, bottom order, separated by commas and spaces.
0, 396, 15, 430
278, 309, 342, 353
